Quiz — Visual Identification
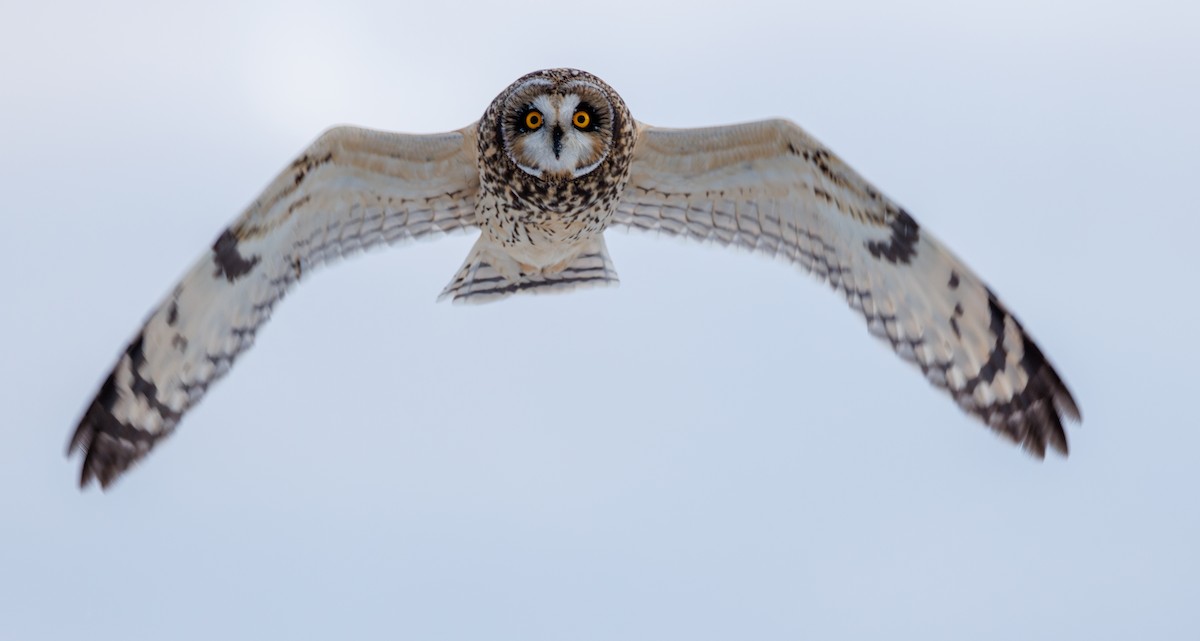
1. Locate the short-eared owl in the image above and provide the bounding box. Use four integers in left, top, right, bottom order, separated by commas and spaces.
69, 68, 1080, 488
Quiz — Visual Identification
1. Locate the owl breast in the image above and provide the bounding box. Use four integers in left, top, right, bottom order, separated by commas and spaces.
476, 188, 615, 269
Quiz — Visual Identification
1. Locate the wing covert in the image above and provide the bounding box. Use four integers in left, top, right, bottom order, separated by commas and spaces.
69, 125, 480, 488
615, 119, 1080, 456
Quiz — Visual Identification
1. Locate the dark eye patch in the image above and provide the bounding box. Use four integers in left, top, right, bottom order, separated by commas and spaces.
515, 104, 541, 133
573, 102, 599, 131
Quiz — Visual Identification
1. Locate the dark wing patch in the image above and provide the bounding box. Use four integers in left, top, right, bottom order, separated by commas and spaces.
865, 209, 920, 264
212, 229, 262, 282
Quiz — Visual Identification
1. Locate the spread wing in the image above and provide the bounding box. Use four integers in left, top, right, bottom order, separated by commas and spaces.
68, 125, 481, 488
615, 120, 1080, 456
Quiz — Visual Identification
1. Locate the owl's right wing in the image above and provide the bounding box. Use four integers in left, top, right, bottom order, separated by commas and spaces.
615, 119, 1079, 456
69, 125, 481, 489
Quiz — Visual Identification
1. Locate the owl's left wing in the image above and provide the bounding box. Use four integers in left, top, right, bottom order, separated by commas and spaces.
69, 125, 480, 488
614, 120, 1080, 456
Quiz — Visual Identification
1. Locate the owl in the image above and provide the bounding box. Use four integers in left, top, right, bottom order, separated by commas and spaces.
68, 68, 1081, 489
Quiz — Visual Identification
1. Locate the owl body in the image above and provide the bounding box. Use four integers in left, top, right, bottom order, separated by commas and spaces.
67, 68, 1081, 489
473, 192, 599, 270
464, 69, 636, 282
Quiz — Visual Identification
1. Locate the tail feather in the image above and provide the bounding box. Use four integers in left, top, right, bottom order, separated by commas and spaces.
440, 236, 619, 304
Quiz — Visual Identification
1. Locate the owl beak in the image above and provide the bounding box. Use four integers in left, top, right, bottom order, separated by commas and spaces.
551, 125, 564, 158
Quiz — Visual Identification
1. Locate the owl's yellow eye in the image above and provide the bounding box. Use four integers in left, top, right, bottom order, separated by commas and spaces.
572, 110, 591, 129
524, 111, 543, 130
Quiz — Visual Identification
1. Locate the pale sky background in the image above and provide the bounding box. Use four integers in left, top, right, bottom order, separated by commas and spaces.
1, 1, 1197, 639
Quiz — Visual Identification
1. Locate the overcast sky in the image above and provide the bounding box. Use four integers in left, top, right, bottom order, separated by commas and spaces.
2, 1, 1197, 639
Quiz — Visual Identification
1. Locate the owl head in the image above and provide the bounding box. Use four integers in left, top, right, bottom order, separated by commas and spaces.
486, 69, 631, 183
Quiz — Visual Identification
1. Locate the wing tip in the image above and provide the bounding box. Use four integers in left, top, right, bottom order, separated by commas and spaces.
68, 401, 144, 490
986, 351, 1078, 461
1025, 335, 1082, 459
988, 403, 1069, 460
67, 367, 166, 490
973, 291, 1081, 459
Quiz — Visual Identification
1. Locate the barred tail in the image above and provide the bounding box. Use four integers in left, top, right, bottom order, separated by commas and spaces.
439, 236, 619, 304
